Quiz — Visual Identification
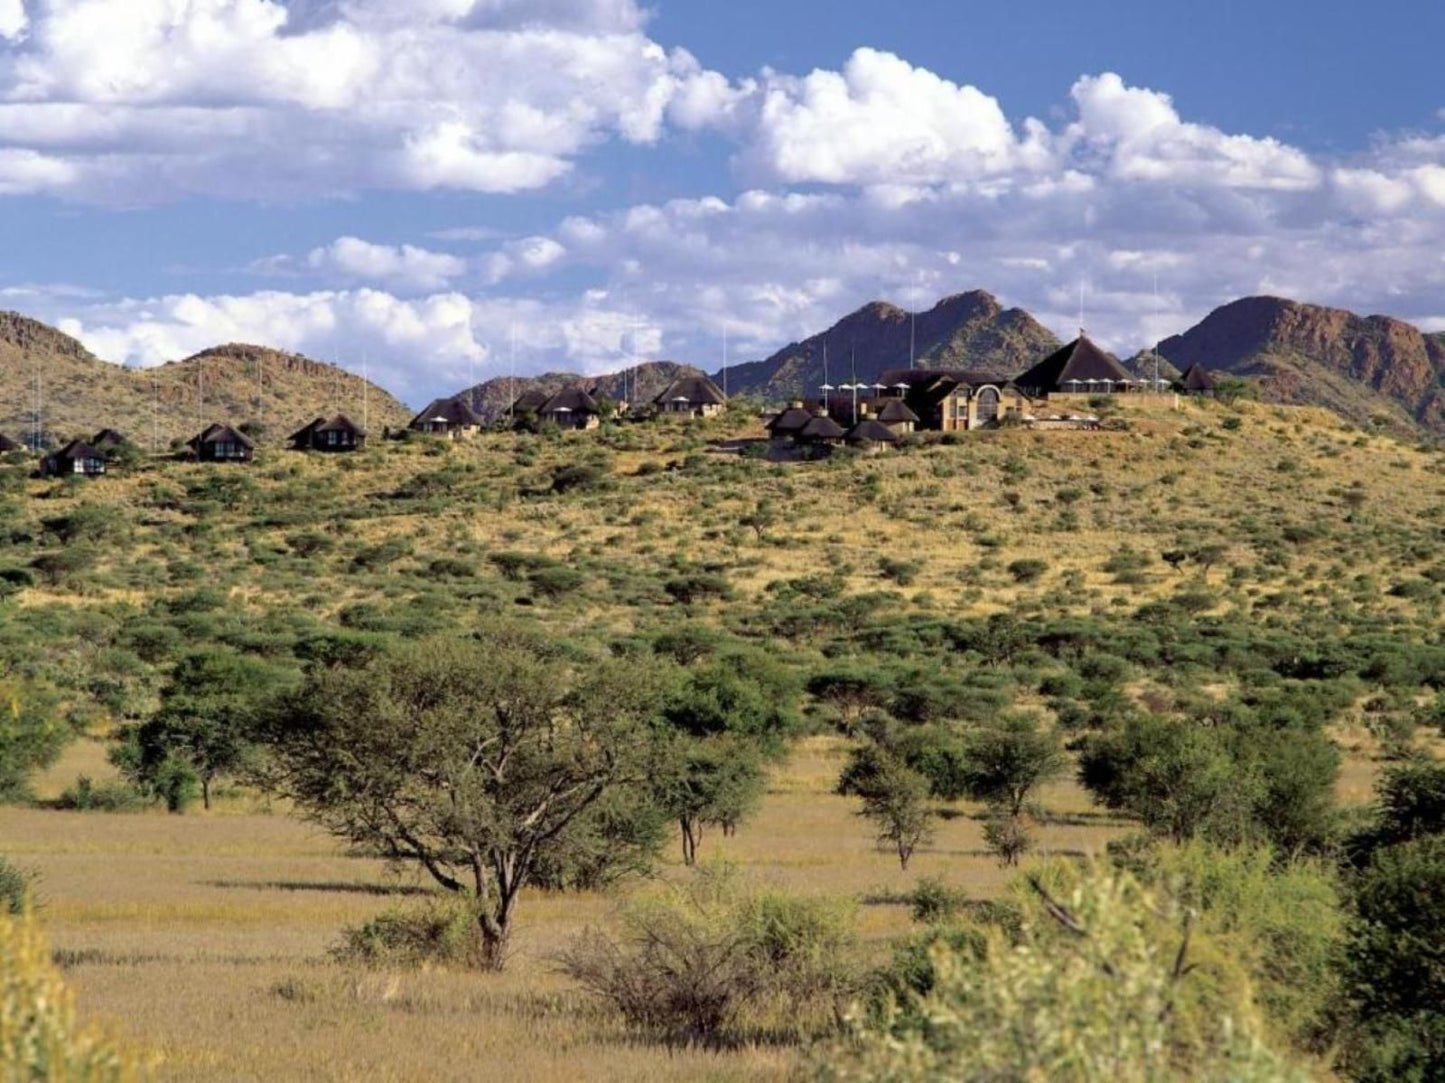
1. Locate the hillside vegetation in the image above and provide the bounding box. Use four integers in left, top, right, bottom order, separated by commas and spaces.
1, 395, 1443, 1079
0, 313, 411, 447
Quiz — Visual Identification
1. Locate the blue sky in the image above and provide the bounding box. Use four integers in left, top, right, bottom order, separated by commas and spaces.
0, 0, 1443, 404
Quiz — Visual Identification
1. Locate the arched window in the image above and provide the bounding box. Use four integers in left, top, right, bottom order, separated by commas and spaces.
976, 386, 1001, 425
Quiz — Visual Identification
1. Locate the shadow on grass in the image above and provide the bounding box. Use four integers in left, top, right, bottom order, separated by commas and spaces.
200, 879, 435, 898
934, 807, 1133, 828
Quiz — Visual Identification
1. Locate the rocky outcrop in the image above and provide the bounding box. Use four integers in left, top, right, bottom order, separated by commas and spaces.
1157, 296, 1445, 433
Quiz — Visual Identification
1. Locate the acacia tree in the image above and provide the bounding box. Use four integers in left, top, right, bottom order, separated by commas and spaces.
959, 712, 1066, 818
1078, 713, 1259, 842
655, 738, 765, 865
118, 646, 293, 810
806, 667, 893, 736
857, 751, 934, 871
257, 632, 666, 970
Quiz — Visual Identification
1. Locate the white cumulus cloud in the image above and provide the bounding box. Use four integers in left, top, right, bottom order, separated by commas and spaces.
303, 237, 467, 290
0, 0, 26, 40
1063, 73, 1322, 191
0, 0, 709, 202
736, 48, 1046, 186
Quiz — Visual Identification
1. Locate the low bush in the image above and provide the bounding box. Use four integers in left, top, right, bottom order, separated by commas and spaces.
331, 898, 481, 969
908, 876, 968, 924
560, 866, 859, 1046
1006, 559, 1048, 583
0, 857, 33, 915
55, 776, 148, 813
824, 859, 1310, 1081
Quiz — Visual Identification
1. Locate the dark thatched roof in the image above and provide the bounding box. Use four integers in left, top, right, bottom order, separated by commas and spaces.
188, 423, 255, 450
410, 398, 483, 429
539, 386, 601, 415
510, 388, 551, 414
766, 406, 814, 435
91, 429, 128, 450
1181, 363, 1217, 392
1013, 335, 1132, 394
51, 439, 104, 461
653, 375, 727, 407
316, 414, 366, 436
0, 432, 20, 454
876, 399, 920, 424
289, 417, 326, 443
846, 418, 902, 446
798, 415, 846, 442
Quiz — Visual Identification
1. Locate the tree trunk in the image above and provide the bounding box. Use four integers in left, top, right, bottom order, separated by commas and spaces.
680, 818, 700, 866
201, 775, 211, 811
478, 900, 513, 972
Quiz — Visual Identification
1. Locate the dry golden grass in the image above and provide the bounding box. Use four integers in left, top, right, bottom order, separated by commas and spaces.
11, 736, 1132, 1082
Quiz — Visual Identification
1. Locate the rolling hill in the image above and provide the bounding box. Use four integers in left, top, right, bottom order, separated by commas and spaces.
453, 361, 705, 421
0, 313, 412, 448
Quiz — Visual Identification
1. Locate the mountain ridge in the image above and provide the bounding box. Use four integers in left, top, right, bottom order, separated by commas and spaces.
714, 290, 1062, 400
8, 289, 1445, 446
0, 314, 412, 446
1156, 295, 1445, 433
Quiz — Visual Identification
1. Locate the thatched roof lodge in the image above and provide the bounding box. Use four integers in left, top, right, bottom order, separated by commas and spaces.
1012, 335, 1135, 397
290, 415, 366, 452
0, 432, 21, 454
188, 423, 255, 463
796, 414, 846, 447
90, 429, 130, 459
1179, 363, 1217, 393
508, 388, 551, 417
538, 386, 602, 430
766, 403, 814, 443
410, 398, 483, 438
845, 418, 902, 450
653, 375, 728, 418
41, 439, 106, 477
875, 398, 919, 434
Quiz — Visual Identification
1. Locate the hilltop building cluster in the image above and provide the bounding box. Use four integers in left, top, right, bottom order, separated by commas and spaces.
0, 335, 1220, 478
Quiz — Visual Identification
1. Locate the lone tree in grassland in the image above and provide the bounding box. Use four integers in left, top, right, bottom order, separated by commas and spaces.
655, 737, 765, 866
959, 712, 1066, 819
858, 751, 934, 871
257, 631, 668, 971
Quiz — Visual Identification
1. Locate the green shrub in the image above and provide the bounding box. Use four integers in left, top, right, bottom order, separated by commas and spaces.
879, 557, 922, 586
560, 866, 859, 1045
1006, 559, 1048, 583
822, 860, 1310, 1081
528, 565, 586, 599
0, 857, 33, 915
332, 898, 482, 969
55, 777, 147, 813
1341, 836, 1445, 1081
909, 877, 967, 924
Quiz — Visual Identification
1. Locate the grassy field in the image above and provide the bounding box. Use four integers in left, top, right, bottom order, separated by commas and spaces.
10, 736, 1130, 1081
3, 393, 1442, 1079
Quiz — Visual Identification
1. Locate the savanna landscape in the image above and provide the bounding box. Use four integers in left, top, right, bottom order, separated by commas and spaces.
4, 390, 1444, 1080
